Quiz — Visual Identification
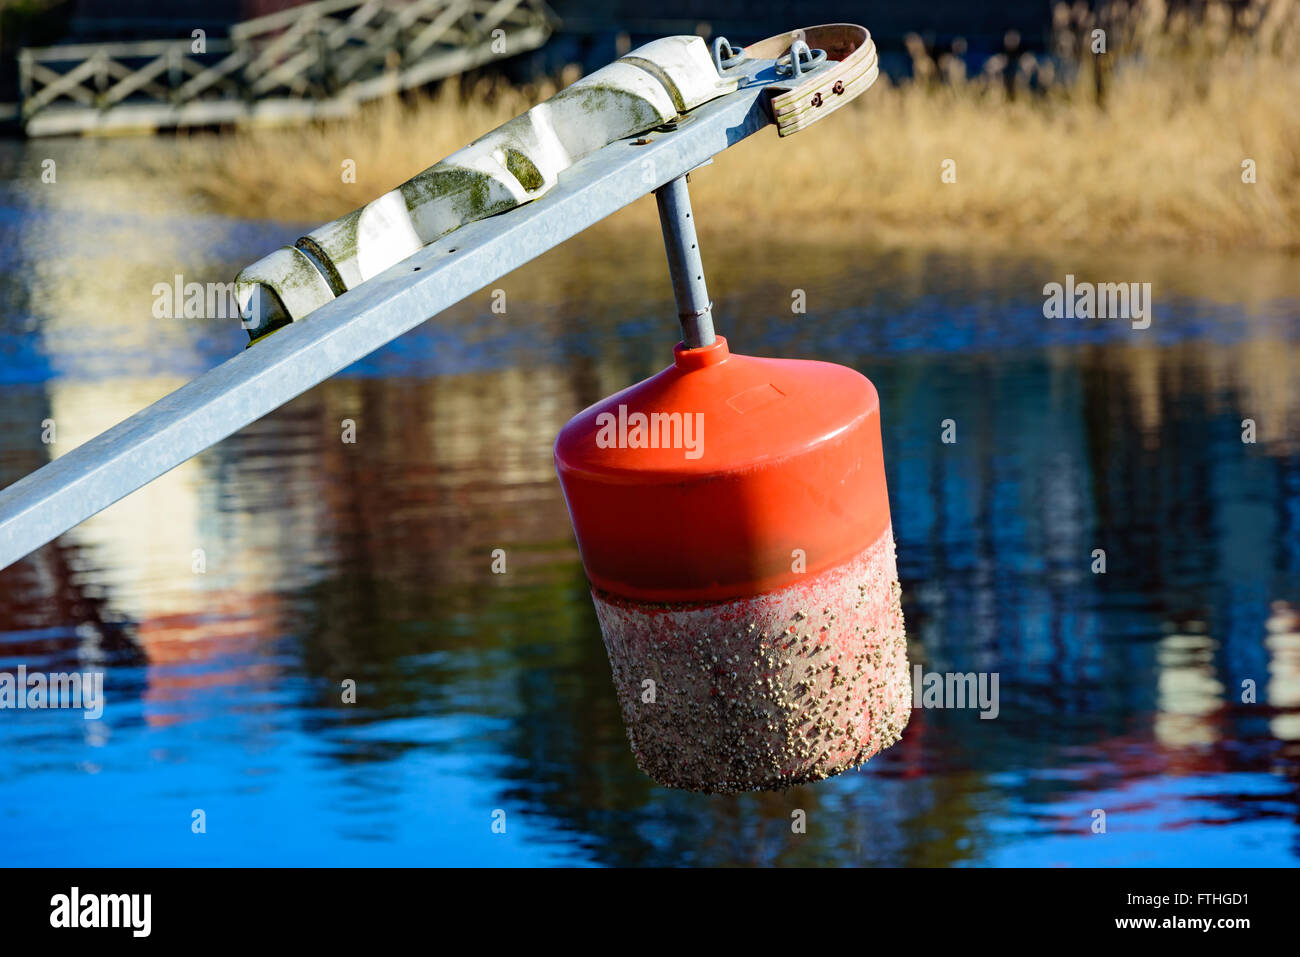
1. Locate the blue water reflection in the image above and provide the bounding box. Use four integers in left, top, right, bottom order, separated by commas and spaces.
0, 137, 1298, 866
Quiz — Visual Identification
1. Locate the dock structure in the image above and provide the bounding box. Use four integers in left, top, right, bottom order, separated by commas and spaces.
17, 0, 556, 137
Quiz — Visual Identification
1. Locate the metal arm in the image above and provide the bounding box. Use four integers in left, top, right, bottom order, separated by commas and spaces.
0, 25, 879, 571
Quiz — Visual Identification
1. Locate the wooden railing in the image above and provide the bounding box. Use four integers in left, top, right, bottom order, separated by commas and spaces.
18, 0, 556, 136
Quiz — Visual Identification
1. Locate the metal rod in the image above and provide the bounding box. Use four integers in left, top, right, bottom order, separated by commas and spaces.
654, 175, 715, 349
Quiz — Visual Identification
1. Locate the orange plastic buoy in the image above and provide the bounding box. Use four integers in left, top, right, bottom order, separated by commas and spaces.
555, 336, 910, 792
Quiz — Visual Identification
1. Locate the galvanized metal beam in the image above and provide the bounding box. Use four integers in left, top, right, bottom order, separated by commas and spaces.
0, 56, 785, 571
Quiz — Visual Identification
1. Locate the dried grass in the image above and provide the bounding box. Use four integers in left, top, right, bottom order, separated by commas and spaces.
164, 0, 1300, 252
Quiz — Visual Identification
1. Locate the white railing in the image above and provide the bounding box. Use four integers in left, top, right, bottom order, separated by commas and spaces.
18, 0, 555, 134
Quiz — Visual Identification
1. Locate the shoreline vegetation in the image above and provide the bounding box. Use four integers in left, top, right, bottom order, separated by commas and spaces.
165, 0, 1298, 253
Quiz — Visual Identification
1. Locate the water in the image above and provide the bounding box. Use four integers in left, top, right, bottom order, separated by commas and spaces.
0, 138, 1298, 866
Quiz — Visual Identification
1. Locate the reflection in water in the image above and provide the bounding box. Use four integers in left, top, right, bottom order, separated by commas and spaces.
1154, 629, 1223, 748
1267, 602, 1300, 742
0, 137, 1298, 865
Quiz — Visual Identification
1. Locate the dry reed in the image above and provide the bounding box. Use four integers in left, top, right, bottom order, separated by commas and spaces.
163, 0, 1300, 252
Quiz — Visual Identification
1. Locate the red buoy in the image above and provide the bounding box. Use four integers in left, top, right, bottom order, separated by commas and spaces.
555, 336, 910, 792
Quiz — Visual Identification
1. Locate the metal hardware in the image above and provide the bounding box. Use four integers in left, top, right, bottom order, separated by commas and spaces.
776, 40, 827, 78
654, 175, 715, 349
711, 36, 747, 74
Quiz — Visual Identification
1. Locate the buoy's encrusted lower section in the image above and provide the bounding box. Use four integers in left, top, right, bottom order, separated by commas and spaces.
591, 528, 910, 792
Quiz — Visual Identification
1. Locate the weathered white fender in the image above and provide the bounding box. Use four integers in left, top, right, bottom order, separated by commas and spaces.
238, 35, 737, 334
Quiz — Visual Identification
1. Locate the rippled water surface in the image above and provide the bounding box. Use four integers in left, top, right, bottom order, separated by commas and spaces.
0, 138, 1298, 866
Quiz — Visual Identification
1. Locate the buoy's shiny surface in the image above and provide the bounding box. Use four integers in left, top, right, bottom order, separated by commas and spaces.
555, 337, 892, 602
